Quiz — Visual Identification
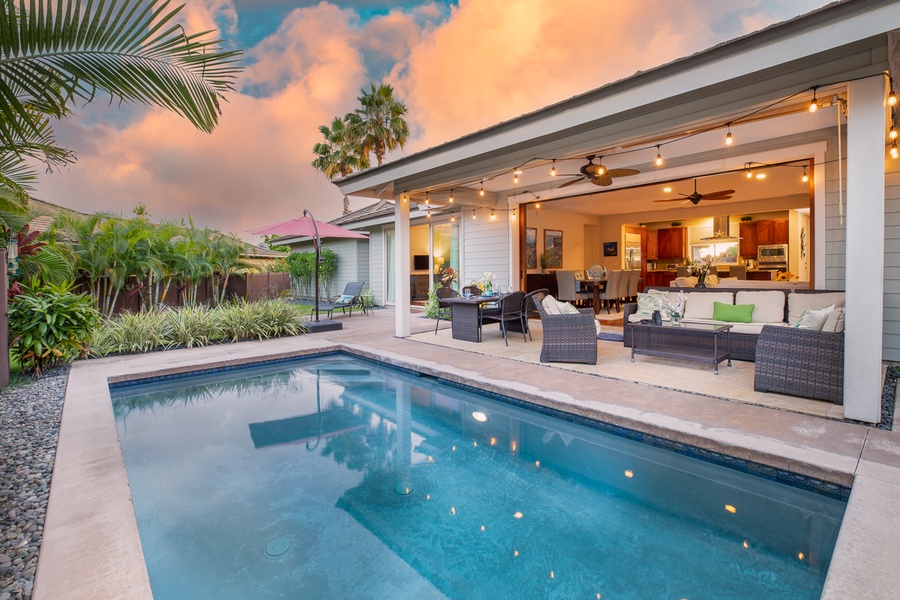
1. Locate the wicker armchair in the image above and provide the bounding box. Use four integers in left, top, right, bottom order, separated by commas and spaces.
532, 291, 598, 364
753, 325, 844, 404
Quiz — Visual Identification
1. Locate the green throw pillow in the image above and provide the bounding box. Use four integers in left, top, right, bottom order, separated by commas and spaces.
712, 301, 755, 323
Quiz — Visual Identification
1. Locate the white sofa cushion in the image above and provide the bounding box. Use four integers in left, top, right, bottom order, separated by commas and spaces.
683, 292, 734, 320
735, 291, 785, 323
822, 307, 845, 333
788, 292, 845, 326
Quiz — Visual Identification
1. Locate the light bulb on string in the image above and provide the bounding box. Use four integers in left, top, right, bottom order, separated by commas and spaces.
490, 208, 496, 220
425, 192, 429, 205
449, 189, 454, 203
809, 87, 818, 113
426, 209, 431, 218
550, 161, 556, 177
725, 124, 734, 146
745, 166, 753, 179
890, 124, 898, 140
479, 182, 485, 197
801, 167, 809, 183
889, 89, 898, 107
891, 142, 899, 160
655, 145, 663, 167
472, 209, 477, 220
450, 213, 456, 223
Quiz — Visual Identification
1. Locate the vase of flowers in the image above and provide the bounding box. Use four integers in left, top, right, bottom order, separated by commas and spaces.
480, 271, 496, 294
687, 256, 714, 287
439, 267, 458, 288
666, 291, 687, 324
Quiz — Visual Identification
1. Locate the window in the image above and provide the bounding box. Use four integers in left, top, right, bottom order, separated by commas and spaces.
691, 242, 738, 264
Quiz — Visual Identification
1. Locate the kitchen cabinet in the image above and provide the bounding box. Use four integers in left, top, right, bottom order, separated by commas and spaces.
739, 222, 757, 257
645, 271, 677, 287
526, 273, 558, 297
646, 230, 658, 260
657, 227, 685, 258
756, 218, 788, 245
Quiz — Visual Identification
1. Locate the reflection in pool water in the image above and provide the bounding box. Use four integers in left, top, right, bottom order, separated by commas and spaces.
111, 355, 846, 600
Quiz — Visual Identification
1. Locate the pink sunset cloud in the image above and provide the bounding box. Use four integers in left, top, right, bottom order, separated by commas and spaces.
31, 0, 833, 242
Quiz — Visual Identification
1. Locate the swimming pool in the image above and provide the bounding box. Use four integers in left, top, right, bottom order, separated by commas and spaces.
111, 354, 846, 599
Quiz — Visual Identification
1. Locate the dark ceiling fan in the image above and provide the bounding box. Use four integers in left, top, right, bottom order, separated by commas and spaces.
652, 179, 735, 205
556, 155, 640, 188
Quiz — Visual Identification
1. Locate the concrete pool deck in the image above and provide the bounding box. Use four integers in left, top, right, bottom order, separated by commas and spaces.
34, 307, 900, 599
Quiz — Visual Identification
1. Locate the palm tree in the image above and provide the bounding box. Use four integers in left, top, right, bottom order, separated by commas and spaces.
311, 116, 369, 214
0, 0, 243, 203
348, 83, 409, 167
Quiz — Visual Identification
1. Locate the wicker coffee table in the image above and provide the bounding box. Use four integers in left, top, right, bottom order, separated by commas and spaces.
630, 321, 733, 374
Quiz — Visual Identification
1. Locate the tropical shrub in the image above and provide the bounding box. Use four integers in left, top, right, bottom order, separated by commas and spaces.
167, 305, 220, 348
8, 281, 101, 375
286, 247, 338, 299
91, 306, 173, 354
424, 287, 440, 319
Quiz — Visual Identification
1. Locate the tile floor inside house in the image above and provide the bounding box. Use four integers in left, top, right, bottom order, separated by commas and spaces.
413, 314, 846, 420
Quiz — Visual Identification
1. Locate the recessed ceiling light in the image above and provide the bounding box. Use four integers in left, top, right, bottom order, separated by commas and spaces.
663, 187, 672, 193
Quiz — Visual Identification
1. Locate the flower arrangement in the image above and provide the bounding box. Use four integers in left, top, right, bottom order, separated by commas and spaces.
775, 271, 798, 281
686, 256, 714, 286
439, 267, 458, 288
666, 291, 688, 323
479, 271, 496, 292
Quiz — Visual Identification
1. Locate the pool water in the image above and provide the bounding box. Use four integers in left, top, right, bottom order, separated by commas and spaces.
111, 355, 846, 600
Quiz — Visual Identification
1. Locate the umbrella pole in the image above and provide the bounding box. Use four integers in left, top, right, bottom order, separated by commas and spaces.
303, 209, 322, 322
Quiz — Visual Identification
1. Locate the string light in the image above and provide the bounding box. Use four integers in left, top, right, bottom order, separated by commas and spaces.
490, 208, 496, 220
725, 124, 734, 146
809, 87, 818, 113
889, 89, 898, 107
745, 166, 753, 179
425, 192, 429, 205
450, 213, 456, 222
472, 209, 477, 219
514, 169, 522, 184
891, 141, 899, 160
449, 189, 454, 203
801, 167, 809, 183
479, 181, 485, 197
550, 160, 556, 177
890, 122, 898, 140
655, 145, 663, 167
426, 209, 431, 218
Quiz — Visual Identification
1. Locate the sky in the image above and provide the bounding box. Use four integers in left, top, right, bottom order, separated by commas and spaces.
34, 0, 836, 243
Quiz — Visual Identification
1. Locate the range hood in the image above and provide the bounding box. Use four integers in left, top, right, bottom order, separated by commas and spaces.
700, 216, 741, 242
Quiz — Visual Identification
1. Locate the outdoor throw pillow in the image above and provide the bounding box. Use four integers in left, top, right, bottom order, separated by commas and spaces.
796, 304, 834, 331
542, 295, 562, 315
822, 307, 845, 333
635, 290, 668, 316
557, 301, 580, 315
337, 295, 355, 304
712, 301, 754, 323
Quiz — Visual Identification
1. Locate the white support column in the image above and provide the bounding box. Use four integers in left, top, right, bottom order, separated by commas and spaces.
843, 77, 887, 422
394, 195, 411, 338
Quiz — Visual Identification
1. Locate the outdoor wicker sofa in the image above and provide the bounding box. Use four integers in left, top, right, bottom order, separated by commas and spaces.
623, 286, 845, 403
532, 290, 598, 364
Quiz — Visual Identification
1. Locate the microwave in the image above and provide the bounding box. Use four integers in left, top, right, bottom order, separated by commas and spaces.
758, 244, 788, 263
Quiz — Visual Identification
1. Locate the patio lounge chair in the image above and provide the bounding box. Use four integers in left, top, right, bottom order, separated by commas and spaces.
532, 290, 598, 364
521, 288, 549, 341
315, 281, 366, 319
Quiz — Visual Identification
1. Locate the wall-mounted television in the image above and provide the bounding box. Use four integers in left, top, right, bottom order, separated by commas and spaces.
413, 255, 429, 270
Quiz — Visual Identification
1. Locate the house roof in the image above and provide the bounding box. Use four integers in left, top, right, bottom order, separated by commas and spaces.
330, 200, 395, 226
335, 0, 900, 202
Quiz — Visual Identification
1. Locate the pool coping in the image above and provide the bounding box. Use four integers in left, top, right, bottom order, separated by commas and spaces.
32, 331, 900, 599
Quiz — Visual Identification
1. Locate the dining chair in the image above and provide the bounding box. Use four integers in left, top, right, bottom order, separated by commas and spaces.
556, 270, 592, 306
434, 287, 459, 334
462, 285, 479, 296
625, 270, 640, 303
520, 288, 548, 341
598, 270, 624, 313
480, 291, 526, 346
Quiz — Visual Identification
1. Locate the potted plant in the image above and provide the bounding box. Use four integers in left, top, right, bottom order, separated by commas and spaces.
540, 253, 551, 274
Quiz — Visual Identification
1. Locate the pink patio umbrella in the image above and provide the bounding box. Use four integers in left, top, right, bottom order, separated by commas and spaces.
249, 211, 367, 322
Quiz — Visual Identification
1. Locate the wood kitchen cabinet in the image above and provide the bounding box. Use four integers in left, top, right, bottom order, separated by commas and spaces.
645, 271, 677, 287
755, 218, 789, 245
739, 222, 757, 256
646, 230, 658, 260
657, 227, 685, 258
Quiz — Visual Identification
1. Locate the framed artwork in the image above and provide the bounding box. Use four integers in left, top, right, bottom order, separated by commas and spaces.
525, 227, 537, 269
544, 229, 563, 268
603, 241, 618, 257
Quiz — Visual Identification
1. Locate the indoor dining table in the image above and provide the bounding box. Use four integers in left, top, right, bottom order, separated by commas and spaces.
445, 293, 521, 342
578, 279, 607, 314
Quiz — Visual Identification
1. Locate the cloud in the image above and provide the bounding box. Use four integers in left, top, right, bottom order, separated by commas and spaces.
31, 0, 833, 243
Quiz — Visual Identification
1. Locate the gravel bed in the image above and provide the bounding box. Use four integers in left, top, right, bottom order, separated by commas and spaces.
0, 367, 69, 600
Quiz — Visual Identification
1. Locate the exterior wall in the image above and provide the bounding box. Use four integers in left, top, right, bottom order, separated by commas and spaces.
822, 127, 846, 290
884, 167, 900, 361
461, 214, 510, 291
286, 238, 369, 299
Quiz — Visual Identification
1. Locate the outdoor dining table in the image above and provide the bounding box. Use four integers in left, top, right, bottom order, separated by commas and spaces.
445, 293, 522, 342
578, 279, 607, 314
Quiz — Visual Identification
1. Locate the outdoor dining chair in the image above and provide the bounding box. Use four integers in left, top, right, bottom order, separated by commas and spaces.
480, 291, 526, 346
434, 287, 459, 334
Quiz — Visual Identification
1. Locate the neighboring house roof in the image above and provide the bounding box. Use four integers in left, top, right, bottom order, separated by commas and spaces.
330, 200, 395, 226
27, 197, 91, 234
242, 244, 287, 259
